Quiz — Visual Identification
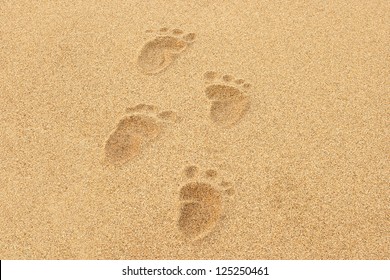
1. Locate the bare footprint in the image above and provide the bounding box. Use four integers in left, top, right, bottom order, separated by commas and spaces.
204, 71, 251, 127
178, 166, 235, 241
137, 28, 196, 75
104, 104, 179, 165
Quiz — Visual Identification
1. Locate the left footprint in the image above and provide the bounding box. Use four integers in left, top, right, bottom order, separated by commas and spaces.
104, 104, 179, 165
137, 27, 196, 75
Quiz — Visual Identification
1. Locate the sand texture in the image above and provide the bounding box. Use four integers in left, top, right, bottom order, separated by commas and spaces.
0, 0, 389, 259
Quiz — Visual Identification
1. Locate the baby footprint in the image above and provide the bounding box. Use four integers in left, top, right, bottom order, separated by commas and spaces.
104, 104, 180, 165
178, 166, 235, 241
203, 71, 251, 127
137, 27, 196, 75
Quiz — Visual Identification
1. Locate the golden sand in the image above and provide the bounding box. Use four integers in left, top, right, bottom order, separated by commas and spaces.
0, 0, 389, 259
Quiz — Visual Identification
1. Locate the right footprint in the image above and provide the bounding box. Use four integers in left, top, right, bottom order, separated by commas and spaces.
178, 166, 235, 241
204, 71, 251, 128
104, 104, 180, 165
137, 27, 196, 75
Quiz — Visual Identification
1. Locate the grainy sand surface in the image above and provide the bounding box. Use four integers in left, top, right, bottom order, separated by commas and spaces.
0, 0, 389, 259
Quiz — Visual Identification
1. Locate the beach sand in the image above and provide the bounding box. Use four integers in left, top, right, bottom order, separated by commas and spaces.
0, 0, 389, 259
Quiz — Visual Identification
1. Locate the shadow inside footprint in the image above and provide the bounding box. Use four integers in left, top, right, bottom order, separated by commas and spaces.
137, 29, 196, 75
104, 115, 162, 165
205, 77, 250, 127
205, 85, 244, 100
209, 99, 249, 127
105, 105, 179, 165
178, 202, 215, 239
105, 132, 142, 165
178, 182, 222, 240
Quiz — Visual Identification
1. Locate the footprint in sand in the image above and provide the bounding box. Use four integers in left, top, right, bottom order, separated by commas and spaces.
178, 165, 235, 241
104, 104, 180, 165
137, 27, 196, 75
203, 71, 251, 128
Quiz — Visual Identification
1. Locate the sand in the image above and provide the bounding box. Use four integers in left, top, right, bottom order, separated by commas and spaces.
0, 0, 389, 260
